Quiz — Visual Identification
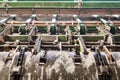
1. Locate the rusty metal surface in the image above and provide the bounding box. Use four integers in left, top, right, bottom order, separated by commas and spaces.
5, 21, 120, 26
0, 8, 120, 80
0, 8, 120, 14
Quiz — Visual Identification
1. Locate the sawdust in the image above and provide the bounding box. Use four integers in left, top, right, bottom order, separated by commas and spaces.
83, 52, 98, 80
0, 60, 4, 72
0, 60, 10, 80
46, 51, 75, 79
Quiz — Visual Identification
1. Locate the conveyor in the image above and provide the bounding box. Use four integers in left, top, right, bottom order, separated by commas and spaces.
0, 11, 120, 80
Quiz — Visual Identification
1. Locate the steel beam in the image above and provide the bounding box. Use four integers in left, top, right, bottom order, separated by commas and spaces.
0, 8, 120, 14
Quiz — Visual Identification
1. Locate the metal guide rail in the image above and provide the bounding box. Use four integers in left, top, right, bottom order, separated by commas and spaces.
0, 8, 120, 14
0, 13, 120, 80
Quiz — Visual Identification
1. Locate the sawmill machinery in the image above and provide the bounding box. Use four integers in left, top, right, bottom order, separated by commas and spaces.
73, 14, 86, 34
10, 46, 30, 80
0, 8, 120, 80
0, 14, 16, 32
50, 14, 57, 35
112, 15, 120, 19
92, 14, 116, 34
18, 14, 36, 35
92, 14, 116, 45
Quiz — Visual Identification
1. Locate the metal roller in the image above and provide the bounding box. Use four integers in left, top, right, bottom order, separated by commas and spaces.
80, 24, 86, 34
18, 24, 27, 34
32, 50, 45, 64
46, 51, 82, 64
109, 24, 116, 34
92, 15, 116, 34
0, 52, 9, 62
46, 51, 75, 60
32, 51, 76, 65
110, 52, 120, 80
50, 14, 57, 35
50, 24, 56, 35
31, 50, 81, 66
0, 52, 9, 72
18, 15, 36, 34
73, 15, 86, 34
110, 52, 120, 61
